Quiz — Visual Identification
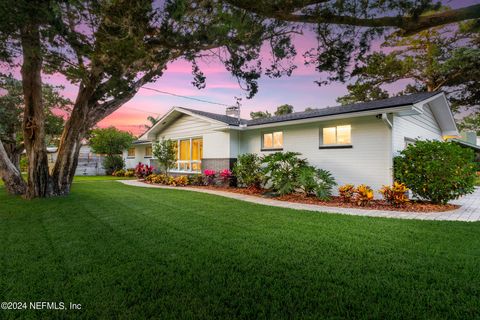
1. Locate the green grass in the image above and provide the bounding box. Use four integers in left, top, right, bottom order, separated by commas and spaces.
0, 175, 135, 187
476, 176, 480, 186
0, 182, 479, 319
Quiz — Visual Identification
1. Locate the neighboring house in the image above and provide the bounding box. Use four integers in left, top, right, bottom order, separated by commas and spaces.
46, 142, 106, 176
449, 131, 480, 165
123, 91, 458, 193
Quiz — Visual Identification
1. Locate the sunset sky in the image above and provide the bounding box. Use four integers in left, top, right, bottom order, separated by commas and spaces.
6, 0, 477, 136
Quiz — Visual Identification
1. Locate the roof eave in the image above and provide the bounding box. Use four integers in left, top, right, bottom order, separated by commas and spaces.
241, 105, 418, 130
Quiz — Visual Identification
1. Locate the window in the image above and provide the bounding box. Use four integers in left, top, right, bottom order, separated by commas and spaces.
320, 125, 352, 148
127, 147, 135, 157
145, 146, 152, 158
174, 138, 203, 172
262, 131, 283, 150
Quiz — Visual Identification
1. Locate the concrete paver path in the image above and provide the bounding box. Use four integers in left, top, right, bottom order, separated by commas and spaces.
119, 180, 480, 222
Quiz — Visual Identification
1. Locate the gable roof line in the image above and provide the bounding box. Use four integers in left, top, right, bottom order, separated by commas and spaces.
181, 91, 443, 127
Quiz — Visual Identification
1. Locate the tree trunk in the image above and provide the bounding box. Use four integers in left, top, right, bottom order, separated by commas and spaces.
2, 141, 22, 171
50, 85, 95, 195
0, 140, 26, 195
20, 23, 51, 199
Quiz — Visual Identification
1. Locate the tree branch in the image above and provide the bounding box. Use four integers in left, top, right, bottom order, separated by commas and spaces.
224, 1, 480, 35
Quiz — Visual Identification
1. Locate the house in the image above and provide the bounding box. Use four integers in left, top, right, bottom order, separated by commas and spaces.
123, 91, 458, 193
46, 142, 106, 176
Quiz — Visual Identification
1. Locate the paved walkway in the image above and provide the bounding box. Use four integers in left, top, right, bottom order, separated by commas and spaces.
119, 180, 480, 222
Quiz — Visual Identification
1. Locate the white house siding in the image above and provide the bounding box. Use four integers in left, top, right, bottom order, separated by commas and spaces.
392, 103, 443, 154
124, 144, 151, 169
240, 115, 393, 195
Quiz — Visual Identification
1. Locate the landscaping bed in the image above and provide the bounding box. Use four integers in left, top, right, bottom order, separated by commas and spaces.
144, 182, 460, 213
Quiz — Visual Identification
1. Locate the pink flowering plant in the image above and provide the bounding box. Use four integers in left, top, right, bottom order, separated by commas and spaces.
135, 162, 154, 179
203, 169, 216, 185
219, 169, 232, 186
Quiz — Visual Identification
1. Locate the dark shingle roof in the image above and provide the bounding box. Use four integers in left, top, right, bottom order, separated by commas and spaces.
179, 107, 247, 125
180, 91, 441, 127
247, 91, 441, 126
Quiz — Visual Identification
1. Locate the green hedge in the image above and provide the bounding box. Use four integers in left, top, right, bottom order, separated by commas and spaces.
394, 140, 476, 204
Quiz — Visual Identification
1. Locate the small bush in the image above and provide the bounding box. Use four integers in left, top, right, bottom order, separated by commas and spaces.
262, 152, 308, 195
173, 176, 188, 186
379, 182, 409, 207
233, 153, 264, 189
124, 169, 135, 177
103, 155, 124, 175
188, 174, 204, 186
203, 170, 216, 185
338, 184, 355, 202
219, 169, 232, 186
354, 184, 374, 206
112, 169, 126, 177
135, 162, 154, 179
152, 139, 177, 174
297, 166, 337, 201
394, 140, 476, 204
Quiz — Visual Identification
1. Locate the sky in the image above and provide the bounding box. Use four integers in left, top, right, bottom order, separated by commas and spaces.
6, 0, 479, 136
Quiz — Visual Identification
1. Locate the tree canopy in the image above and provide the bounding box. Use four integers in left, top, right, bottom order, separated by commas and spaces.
89, 127, 134, 156
335, 21, 480, 130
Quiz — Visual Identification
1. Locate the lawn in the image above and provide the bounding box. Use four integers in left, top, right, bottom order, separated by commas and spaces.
0, 175, 135, 187
0, 181, 479, 319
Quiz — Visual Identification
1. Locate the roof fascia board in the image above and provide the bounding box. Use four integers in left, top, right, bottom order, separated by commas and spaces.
176, 107, 231, 126
143, 107, 177, 139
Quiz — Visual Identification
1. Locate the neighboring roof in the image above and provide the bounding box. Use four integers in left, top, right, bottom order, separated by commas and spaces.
177, 92, 441, 127
451, 138, 480, 151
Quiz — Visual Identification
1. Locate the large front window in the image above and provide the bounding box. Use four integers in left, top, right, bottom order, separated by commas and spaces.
175, 138, 203, 172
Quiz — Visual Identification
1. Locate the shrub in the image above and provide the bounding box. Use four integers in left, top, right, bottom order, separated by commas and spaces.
379, 182, 409, 207
338, 184, 355, 202
112, 169, 126, 177
103, 155, 124, 175
262, 152, 308, 195
233, 153, 264, 189
203, 170, 216, 185
354, 184, 374, 206
135, 162, 154, 179
173, 176, 188, 186
188, 174, 204, 186
394, 140, 476, 204
152, 139, 177, 174
297, 166, 337, 201
124, 169, 135, 177
148, 174, 167, 184
219, 169, 232, 186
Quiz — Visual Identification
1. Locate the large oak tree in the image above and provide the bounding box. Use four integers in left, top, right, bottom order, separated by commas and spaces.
1, 0, 479, 198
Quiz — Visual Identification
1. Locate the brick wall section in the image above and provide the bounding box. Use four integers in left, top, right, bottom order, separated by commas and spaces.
151, 158, 237, 176
202, 158, 236, 172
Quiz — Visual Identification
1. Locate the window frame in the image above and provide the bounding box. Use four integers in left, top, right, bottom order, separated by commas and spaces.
319, 125, 353, 149
169, 137, 203, 173
144, 145, 153, 158
127, 147, 136, 158
261, 131, 284, 151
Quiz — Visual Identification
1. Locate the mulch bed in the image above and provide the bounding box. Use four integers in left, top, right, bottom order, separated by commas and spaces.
145, 182, 459, 213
